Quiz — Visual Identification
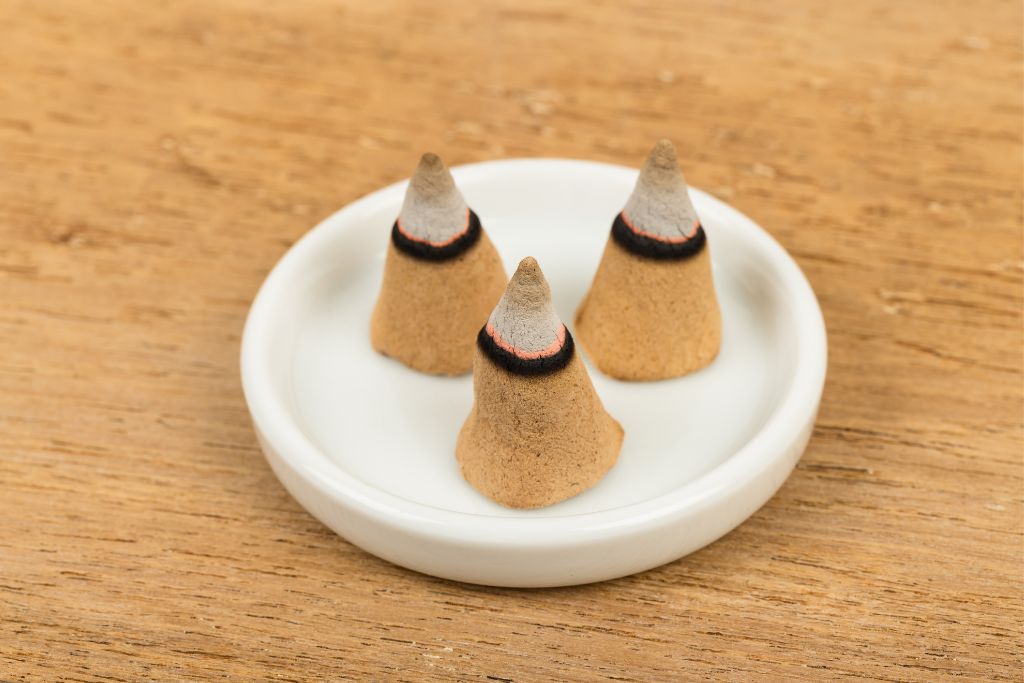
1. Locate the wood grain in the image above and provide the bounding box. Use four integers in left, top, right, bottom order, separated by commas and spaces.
1, 0, 1021, 679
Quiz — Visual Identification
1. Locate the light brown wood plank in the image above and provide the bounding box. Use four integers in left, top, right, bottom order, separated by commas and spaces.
1, 0, 1020, 679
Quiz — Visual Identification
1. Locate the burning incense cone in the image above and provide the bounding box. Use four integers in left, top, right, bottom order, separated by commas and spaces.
457, 257, 623, 509
371, 153, 507, 375
575, 139, 722, 381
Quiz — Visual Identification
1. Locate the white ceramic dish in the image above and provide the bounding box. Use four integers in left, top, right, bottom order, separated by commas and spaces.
241, 158, 827, 587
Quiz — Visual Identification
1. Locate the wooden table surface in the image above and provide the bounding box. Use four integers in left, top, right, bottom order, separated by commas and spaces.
2, 0, 1021, 679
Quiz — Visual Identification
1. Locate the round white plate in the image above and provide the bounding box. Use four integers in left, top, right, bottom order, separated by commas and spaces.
241, 158, 827, 587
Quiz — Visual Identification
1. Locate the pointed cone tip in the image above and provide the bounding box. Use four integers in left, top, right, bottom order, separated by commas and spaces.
417, 152, 445, 171
500, 256, 552, 310
411, 152, 451, 181
645, 139, 679, 170
515, 256, 540, 275
510, 257, 546, 289
406, 151, 458, 201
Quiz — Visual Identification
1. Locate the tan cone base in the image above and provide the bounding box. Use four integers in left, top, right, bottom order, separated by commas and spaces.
456, 349, 623, 509
575, 237, 722, 381
370, 233, 506, 375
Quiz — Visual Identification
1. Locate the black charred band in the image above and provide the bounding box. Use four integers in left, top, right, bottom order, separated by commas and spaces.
391, 209, 482, 261
477, 326, 575, 376
611, 212, 706, 260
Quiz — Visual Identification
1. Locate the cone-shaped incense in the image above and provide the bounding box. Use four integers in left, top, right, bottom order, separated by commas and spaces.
457, 257, 623, 509
371, 153, 507, 375
575, 140, 722, 380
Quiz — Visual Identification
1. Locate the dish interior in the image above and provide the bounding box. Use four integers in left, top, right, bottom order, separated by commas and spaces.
274, 162, 798, 518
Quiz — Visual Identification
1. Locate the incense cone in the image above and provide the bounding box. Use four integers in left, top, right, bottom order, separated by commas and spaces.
457, 257, 623, 509
371, 153, 507, 375
575, 139, 722, 381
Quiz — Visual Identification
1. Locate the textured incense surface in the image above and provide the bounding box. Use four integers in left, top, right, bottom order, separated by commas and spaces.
486, 257, 564, 356
577, 140, 722, 379
478, 257, 573, 374
576, 237, 721, 380
457, 347, 622, 508
372, 152, 507, 374
622, 139, 702, 241
371, 229, 507, 375
460, 258, 621, 507
1, 0, 1020, 679
397, 153, 471, 246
